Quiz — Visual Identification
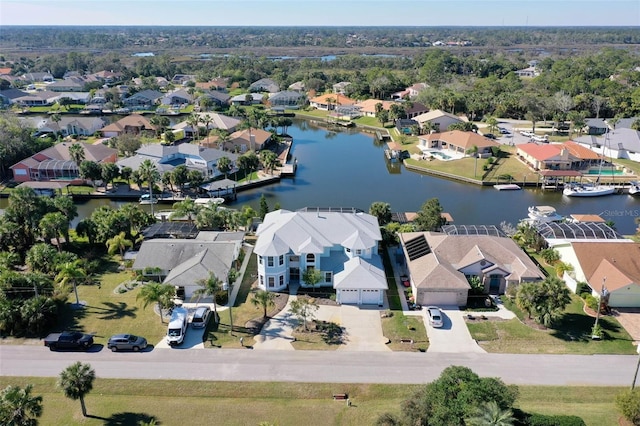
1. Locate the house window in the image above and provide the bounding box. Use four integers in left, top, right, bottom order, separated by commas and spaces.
346, 248, 351, 253
306, 253, 315, 263
279, 275, 284, 286
268, 277, 275, 288
259, 275, 264, 286
290, 255, 299, 262
258, 256, 263, 265
268, 257, 274, 267
355, 249, 362, 256
324, 272, 332, 283
279, 255, 284, 266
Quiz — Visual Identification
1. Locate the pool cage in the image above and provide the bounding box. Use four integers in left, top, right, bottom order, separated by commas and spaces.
35, 160, 79, 181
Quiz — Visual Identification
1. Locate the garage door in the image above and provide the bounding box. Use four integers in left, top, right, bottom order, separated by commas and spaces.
420, 292, 458, 307
610, 293, 640, 308
361, 289, 380, 305
339, 289, 359, 305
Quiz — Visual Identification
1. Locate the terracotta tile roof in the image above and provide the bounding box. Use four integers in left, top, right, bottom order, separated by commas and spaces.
355, 99, 395, 114
571, 241, 640, 292
0, 68, 12, 75
517, 143, 562, 160
309, 93, 356, 106
570, 214, 605, 223
563, 141, 601, 160
423, 130, 500, 150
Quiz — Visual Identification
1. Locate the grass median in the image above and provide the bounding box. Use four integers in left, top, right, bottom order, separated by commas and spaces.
0, 377, 623, 425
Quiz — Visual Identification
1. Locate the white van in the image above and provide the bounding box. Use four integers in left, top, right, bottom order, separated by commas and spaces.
166, 307, 188, 346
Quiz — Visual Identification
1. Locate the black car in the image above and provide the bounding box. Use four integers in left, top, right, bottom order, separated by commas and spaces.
107, 334, 148, 352
484, 133, 497, 140
44, 331, 94, 351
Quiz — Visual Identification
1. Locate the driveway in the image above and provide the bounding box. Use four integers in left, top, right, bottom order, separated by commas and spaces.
425, 307, 485, 354
253, 296, 390, 351
612, 308, 640, 344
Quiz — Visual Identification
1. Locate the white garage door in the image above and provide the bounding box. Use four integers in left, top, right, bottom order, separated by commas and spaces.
361, 289, 380, 305
340, 289, 359, 305
420, 292, 458, 307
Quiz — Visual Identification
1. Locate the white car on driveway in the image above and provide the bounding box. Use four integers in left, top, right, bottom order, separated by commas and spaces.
427, 306, 444, 328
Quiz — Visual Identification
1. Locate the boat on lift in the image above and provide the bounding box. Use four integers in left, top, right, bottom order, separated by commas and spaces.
629, 181, 640, 196
527, 206, 564, 223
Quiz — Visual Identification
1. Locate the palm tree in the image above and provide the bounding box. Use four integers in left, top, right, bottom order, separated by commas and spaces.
106, 232, 133, 257
187, 114, 201, 142
260, 150, 278, 175
58, 362, 95, 418
193, 272, 223, 319
39, 212, 68, 252
465, 401, 516, 426
138, 159, 160, 216
170, 197, 200, 224
68, 143, 85, 167
0, 384, 43, 426
136, 282, 175, 323
251, 289, 276, 318
55, 261, 87, 306
50, 113, 62, 139
200, 114, 213, 136
214, 129, 231, 150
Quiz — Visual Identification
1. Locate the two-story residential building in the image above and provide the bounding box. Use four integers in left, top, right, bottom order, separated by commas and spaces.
254, 208, 387, 305
117, 143, 239, 179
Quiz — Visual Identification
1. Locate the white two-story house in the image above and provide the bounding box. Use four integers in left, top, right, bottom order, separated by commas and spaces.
254, 208, 387, 305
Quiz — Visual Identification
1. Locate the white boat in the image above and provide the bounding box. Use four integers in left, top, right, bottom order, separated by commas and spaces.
493, 184, 521, 191
527, 206, 564, 223
194, 197, 225, 206
629, 181, 640, 196
139, 194, 158, 204
562, 183, 615, 197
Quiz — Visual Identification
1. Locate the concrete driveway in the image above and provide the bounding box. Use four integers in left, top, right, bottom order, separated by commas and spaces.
425, 307, 485, 354
612, 308, 640, 344
253, 296, 390, 351
154, 325, 206, 350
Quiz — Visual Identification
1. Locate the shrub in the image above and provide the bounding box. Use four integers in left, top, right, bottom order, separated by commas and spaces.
616, 389, 640, 425
576, 281, 591, 295
214, 290, 228, 306
584, 294, 599, 311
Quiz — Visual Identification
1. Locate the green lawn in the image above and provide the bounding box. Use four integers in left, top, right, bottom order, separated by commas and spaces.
0, 377, 624, 426
468, 295, 635, 354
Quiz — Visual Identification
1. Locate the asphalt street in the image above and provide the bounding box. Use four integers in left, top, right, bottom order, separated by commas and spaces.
1, 345, 638, 386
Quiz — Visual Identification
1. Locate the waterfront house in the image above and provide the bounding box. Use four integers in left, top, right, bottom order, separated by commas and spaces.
38, 116, 106, 137
122, 89, 163, 109
174, 112, 241, 137
516, 143, 573, 170
414, 109, 466, 132
398, 231, 544, 305
10, 142, 117, 183
100, 114, 157, 138
418, 130, 499, 157
309, 93, 356, 111
230, 93, 264, 106
224, 128, 272, 152
268, 91, 304, 108
354, 99, 395, 117
161, 89, 193, 106
254, 208, 387, 305
14, 91, 59, 106
117, 143, 239, 179
198, 90, 231, 108
132, 232, 243, 301
0, 88, 28, 106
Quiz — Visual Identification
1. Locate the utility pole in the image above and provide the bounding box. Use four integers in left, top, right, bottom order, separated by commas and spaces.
592, 277, 606, 339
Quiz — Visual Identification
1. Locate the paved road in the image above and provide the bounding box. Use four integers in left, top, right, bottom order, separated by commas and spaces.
2, 345, 638, 386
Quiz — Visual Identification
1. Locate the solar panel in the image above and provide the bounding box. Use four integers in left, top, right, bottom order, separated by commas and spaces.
405, 234, 431, 261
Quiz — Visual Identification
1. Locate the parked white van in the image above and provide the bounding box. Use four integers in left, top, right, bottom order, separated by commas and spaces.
166, 307, 188, 346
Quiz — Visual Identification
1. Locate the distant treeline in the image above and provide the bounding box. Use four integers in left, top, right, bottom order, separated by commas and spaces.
1, 26, 640, 54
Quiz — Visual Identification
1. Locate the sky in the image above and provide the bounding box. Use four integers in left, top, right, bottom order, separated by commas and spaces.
1, 0, 639, 27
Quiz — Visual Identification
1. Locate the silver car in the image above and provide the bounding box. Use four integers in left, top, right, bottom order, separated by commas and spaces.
191, 306, 211, 329
107, 334, 148, 352
427, 306, 444, 328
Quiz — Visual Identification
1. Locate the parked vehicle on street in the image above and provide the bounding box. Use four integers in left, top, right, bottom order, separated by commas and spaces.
191, 306, 211, 329
427, 306, 444, 328
44, 331, 94, 351
107, 334, 148, 352
167, 307, 188, 346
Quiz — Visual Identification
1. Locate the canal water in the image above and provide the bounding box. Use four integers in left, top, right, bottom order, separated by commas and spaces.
2, 119, 639, 234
